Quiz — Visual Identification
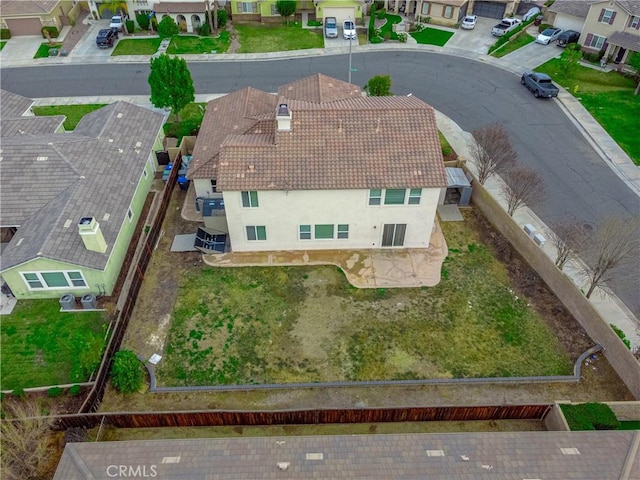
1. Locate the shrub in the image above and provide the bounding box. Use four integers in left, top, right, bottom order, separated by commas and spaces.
216, 9, 228, 29
157, 15, 179, 39
0, 29, 11, 40
373, 0, 385, 9
68, 385, 82, 396
376, 9, 386, 19
11, 388, 25, 398
110, 350, 144, 394
41, 26, 60, 39
397, 32, 407, 43
47, 387, 62, 398
136, 13, 150, 30
198, 23, 211, 36
610, 324, 632, 349
307, 20, 322, 27
125, 19, 135, 33
583, 51, 604, 63
368, 5, 377, 42
560, 403, 620, 431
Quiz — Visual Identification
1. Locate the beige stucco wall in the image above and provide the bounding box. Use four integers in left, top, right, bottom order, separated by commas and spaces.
222, 187, 440, 252
580, 1, 630, 48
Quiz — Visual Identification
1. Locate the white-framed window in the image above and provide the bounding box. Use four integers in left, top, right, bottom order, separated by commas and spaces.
384, 188, 406, 205
369, 189, 382, 205
630, 15, 640, 29
370, 188, 424, 206
21, 271, 88, 290
443, 5, 453, 19
270, 4, 280, 15
315, 224, 334, 239
601, 8, 615, 25
299, 224, 349, 240
246, 225, 266, 241
587, 34, 607, 50
337, 224, 349, 239
127, 207, 134, 222
408, 188, 422, 205
299, 224, 311, 240
241, 191, 259, 207
240, 2, 257, 13
421, 2, 430, 15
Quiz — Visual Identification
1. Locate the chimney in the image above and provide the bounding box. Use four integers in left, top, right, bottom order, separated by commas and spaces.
78, 217, 107, 253
276, 104, 292, 132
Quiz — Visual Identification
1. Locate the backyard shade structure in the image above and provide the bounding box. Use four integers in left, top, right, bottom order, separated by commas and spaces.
444, 167, 472, 206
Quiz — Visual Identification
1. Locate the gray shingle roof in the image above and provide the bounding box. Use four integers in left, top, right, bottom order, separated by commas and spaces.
53, 431, 640, 479
549, 0, 597, 19
617, 0, 640, 16
0, 96, 165, 271
608, 31, 640, 50
189, 74, 446, 191
0, 89, 34, 117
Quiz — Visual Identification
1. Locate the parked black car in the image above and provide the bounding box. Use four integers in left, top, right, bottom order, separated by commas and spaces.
556, 30, 580, 47
96, 28, 118, 48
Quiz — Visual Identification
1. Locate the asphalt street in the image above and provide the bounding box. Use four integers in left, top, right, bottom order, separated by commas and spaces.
1, 51, 638, 310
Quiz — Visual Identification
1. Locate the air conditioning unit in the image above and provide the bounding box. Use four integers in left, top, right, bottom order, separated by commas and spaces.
533, 233, 546, 247
523, 224, 536, 237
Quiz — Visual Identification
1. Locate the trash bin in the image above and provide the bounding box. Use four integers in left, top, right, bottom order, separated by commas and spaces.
81, 294, 97, 310
177, 175, 190, 191
534, 16, 542, 26
60, 294, 75, 310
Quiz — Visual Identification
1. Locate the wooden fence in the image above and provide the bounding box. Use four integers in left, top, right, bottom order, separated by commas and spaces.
79, 155, 181, 413
55, 404, 552, 430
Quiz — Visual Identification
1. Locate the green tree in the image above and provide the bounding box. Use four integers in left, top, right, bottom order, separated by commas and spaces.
364, 74, 392, 96
157, 15, 179, 39
97, 0, 127, 18
559, 43, 582, 77
627, 52, 640, 96
148, 54, 195, 120
276, 1, 297, 24
110, 350, 144, 394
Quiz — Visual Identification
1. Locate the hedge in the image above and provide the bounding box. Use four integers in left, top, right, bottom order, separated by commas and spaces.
488, 17, 535, 54
0, 29, 11, 40
41, 26, 60, 39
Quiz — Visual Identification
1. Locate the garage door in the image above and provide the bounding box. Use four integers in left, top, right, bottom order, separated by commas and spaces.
322, 7, 356, 25
472, 1, 506, 19
553, 13, 584, 33
96, 3, 116, 19
5, 17, 42, 36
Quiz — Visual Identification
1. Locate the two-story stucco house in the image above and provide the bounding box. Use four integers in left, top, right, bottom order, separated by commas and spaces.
579, 0, 640, 65
230, 0, 365, 24
186, 74, 447, 254
0, 90, 165, 300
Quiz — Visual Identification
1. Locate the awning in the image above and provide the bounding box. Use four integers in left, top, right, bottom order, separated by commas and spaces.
607, 31, 640, 52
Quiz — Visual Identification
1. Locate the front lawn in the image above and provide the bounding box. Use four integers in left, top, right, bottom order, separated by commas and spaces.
112, 37, 162, 55
156, 211, 570, 387
234, 23, 324, 53
410, 27, 454, 46
32, 104, 107, 130
1, 300, 109, 390
535, 58, 639, 164
166, 32, 230, 54
0, 41, 7, 51
490, 32, 534, 58
33, 42, 62, 59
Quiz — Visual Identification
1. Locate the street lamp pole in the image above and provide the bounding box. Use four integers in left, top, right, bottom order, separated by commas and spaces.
348, 33, 352, 84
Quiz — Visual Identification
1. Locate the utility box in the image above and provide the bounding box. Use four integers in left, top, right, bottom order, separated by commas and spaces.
533, 233, 547, 247
60, 294, 75, 311
81, 294, 97, 310
523, 224, 536, 237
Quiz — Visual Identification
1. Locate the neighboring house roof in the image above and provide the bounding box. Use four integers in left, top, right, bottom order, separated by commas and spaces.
152, 1, 206, 14
608, 30, 640, 49
549, 0, 596, 19
0, 115, 64, 137
615, 0, 640, 16
0, 0, 59, 17
189, 74, 446, 191
53, 431, 640, 479
0, 91, 165, 271
0, 89, 34, 117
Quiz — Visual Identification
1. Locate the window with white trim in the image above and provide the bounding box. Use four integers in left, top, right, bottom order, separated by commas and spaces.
246, 225, 266, 241
300, 224, 349, 240
21, 271, 88, 290
240, 2, 257, 13
601, 9, 614, 24
443, 5, 453, 19
337, 224, 349, 239
271, 4, 280, 15
630, 15, 640, 29
384, 188, 406, 205
241, 191, 259, 207
369, 189, 382, 205
315, 224, 334, 239
421, 2, 430, 15
408, 188, 422, 205
299, 224, 311, 240
587, 34, 606, 49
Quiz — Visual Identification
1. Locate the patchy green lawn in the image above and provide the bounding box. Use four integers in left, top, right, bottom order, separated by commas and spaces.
112, 37, 162, 55
32, 104, 107, 130
33, 42, 63, 59
166, 33, 230, 54
410, 27, 454, 46
491, 32, 535, 58
536, 58, 640, 164
1, 300, 109, 390
157, 213, 570, 387
163, 102, 207, 140
235, 23, 324, 53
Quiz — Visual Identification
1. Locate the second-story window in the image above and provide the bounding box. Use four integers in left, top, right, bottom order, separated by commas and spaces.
241, 191, 259, 207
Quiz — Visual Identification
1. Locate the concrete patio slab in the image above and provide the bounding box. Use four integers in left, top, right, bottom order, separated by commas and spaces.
437, 204, 464, 221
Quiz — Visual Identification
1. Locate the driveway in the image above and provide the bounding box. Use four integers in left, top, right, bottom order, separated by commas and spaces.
500, 26, 563, 69
323, 25, 357, 49
445, 17, 497, 54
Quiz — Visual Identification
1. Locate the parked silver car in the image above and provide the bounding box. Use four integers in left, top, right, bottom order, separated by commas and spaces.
324, 17, 338, 38
536, 27, 563, 45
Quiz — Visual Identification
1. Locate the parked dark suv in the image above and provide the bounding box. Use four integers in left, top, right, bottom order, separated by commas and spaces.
96, 28, 118, 48
556, 30, 580, 47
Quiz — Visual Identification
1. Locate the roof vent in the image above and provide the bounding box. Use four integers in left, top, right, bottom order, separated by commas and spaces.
161, 457, 181, 464
117, 113, 123, 118
305, 453, 323, 460
560, 448, 580, 455
63, 219, 72, 228
277, 462, 290, 471
135, 141, 142, 148
108, 138, 114, 143
426, 450, 445, 457
276, 104, 292, 132
36, 156, 48, 161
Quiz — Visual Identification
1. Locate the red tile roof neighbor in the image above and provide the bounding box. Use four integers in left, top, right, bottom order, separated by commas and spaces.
188, 74, 446, 191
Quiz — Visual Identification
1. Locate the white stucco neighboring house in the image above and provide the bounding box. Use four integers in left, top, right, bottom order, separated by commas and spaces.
186, 74, 447, 254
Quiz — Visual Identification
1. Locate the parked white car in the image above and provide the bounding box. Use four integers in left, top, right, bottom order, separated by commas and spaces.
460, 15, 477, 30
109, 15, 124, 31
343, 20, 356, 40
536, 27, 563, 45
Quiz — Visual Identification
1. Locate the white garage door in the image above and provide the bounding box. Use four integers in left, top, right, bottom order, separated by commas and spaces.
322, 7, 356, 25
554, 14, 584, 33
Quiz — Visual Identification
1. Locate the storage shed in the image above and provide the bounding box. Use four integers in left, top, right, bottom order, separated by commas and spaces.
439, 167, 472, 206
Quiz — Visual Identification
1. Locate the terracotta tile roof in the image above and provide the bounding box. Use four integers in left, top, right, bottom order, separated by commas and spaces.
189, 75, 446, 191
152, 2, 205, 14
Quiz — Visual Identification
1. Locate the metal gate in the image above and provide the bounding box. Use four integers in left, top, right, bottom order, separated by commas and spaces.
472, 1, 507, 19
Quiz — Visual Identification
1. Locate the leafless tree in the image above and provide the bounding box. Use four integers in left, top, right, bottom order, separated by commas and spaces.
467, 123, 517, 184
0, 399, 57, 480
547, 220, 587, 269
501, 166, 546, 216
580, 217, 640, 299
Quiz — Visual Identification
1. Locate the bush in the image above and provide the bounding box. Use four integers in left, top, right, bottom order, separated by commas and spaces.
125, 19, 135, 33
583, 51, 604, 63
41, 26, 60, 39
376, 9, 386, 19
610, 324, 632, 349
307, 20, 322, 27
136, 13, 150, 31
560, 403, 620, 431
216, 9, 228, 29
47, 387, 62, 398
68, 385, 82, 396
110, 350, 144, 394
0, 28, 11, 40
198, 23, 211, 36
164, 118, 200, 140
373, 0, 385, 9
11, 388, 25, 398
157, 15, 179, 39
